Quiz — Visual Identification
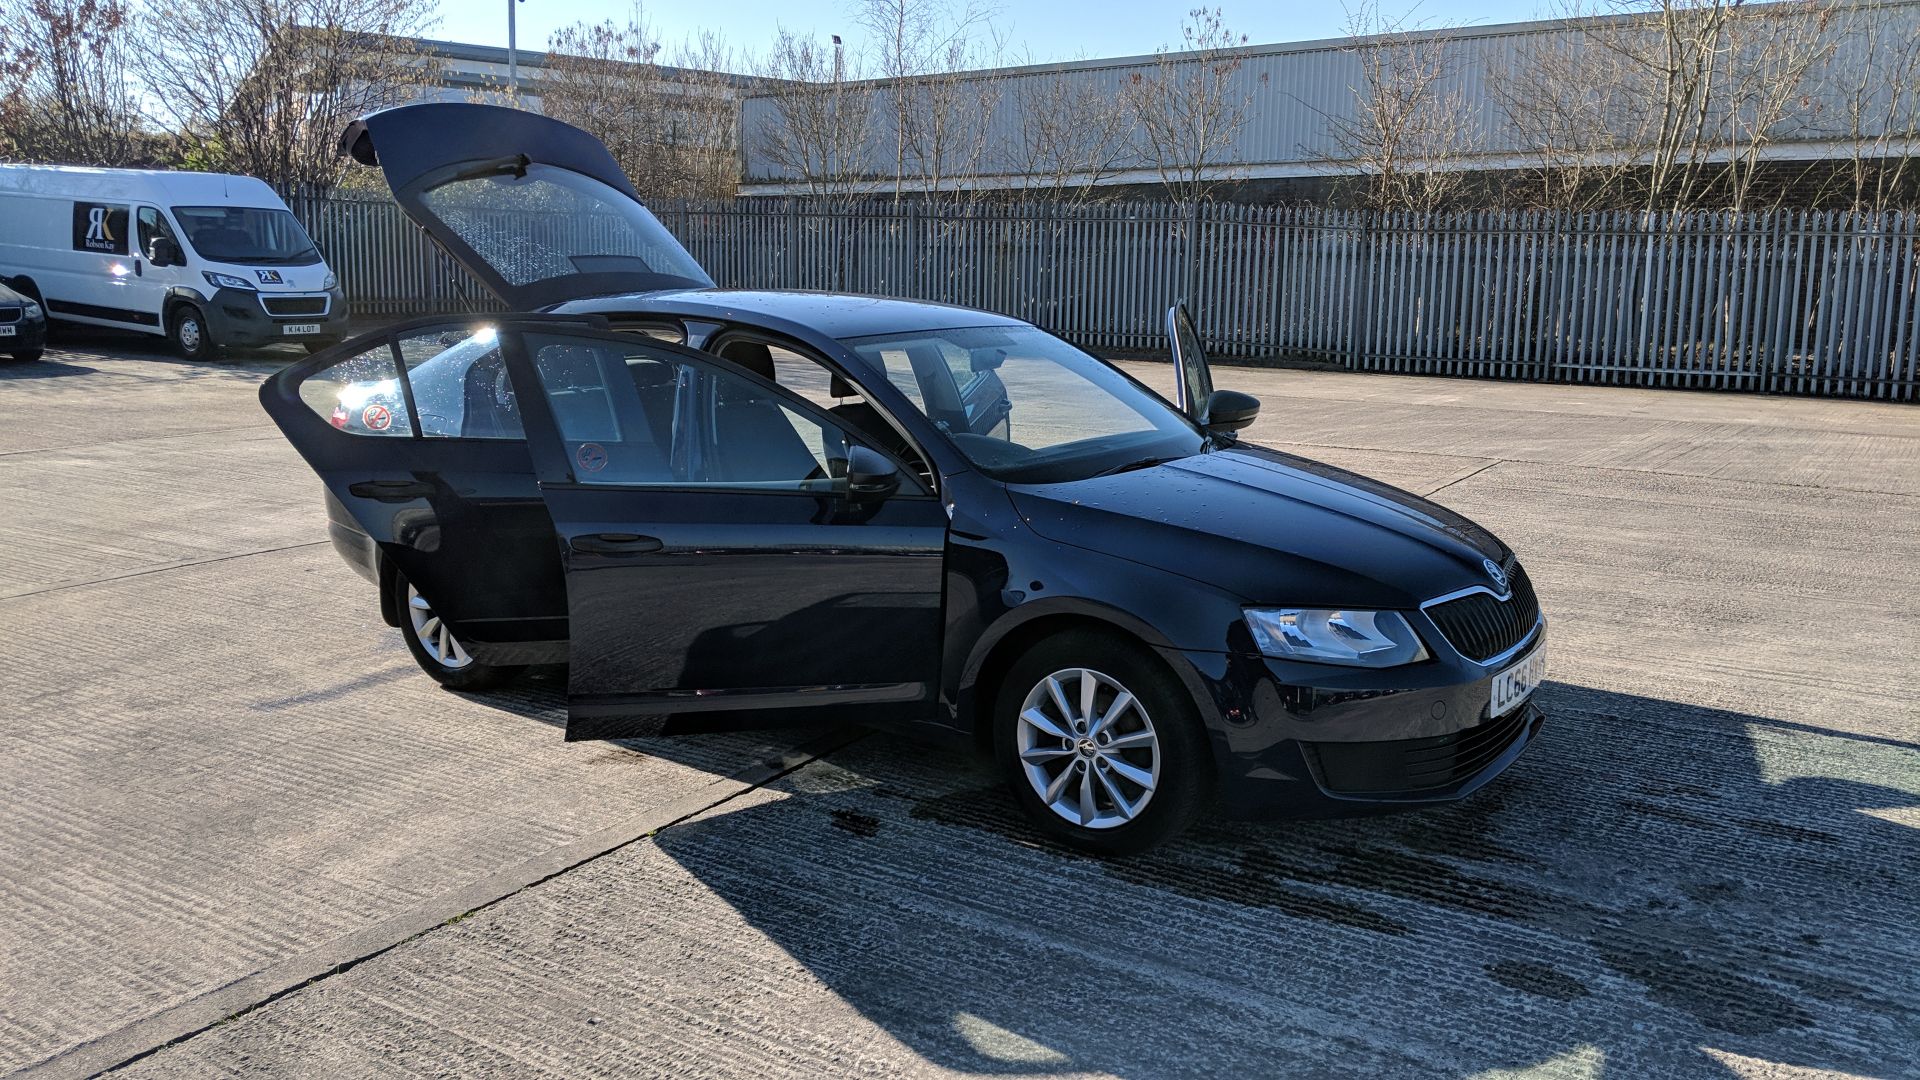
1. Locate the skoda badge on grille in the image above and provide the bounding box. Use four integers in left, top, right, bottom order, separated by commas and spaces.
1484, 558, 1509, 592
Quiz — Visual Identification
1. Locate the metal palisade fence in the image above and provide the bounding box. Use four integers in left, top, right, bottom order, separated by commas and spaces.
288, 191, 1920, 402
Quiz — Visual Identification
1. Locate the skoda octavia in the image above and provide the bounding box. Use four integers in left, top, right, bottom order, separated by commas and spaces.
262, 103, 1547, 854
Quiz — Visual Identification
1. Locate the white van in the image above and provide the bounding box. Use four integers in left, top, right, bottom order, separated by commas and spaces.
0, 165, 349, 358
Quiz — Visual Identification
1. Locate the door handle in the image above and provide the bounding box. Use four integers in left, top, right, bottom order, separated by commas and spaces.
570, 533, 664, 556
348, 479, 433, 502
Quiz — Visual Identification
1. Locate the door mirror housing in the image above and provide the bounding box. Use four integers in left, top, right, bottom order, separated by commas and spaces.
1204, 389, 1260, 434
846, 445, 901, 500
149, 236, 182, 267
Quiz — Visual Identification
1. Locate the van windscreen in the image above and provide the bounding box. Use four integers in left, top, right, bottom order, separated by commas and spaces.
172, 206, 320, 266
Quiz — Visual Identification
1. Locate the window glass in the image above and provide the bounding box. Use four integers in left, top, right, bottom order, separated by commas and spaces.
417, 165, 710, 290
844, 325, 1200, 484
523, 332, 866, 491
136, 207, 177, 260
297, 341, 412, 437
395, 325, 522, 439
170, 206, 320, 265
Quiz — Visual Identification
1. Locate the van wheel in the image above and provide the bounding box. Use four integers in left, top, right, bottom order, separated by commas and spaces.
7, 349, 43, 362
168, 304, 218, 360
993, 631, 1212, 856
391, 572, 523, 691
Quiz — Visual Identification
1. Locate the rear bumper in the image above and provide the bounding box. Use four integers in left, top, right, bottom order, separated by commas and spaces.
202, 287, 350, 348
1164, 636, 1546, 820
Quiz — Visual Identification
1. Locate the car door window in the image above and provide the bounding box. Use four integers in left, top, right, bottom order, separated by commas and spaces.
522, 332, 899, 491
395, 326, 523, 439
136, 207, 178, 262
296, 339, 413, 437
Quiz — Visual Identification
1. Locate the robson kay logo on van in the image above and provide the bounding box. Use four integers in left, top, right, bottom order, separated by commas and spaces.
71, 202, 129, 255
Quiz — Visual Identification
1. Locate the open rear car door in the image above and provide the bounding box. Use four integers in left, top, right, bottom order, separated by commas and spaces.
339, 102, 714, 310
1167, 303, 1214, 425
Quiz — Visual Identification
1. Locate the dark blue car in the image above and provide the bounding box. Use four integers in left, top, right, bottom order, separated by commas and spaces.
262, 104, 1546, 854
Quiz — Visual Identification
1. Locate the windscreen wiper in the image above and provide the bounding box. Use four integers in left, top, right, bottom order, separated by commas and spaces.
1093, 455, 1181, 478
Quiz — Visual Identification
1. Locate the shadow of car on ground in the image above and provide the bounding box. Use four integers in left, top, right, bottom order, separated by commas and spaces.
588, 681, 1918, 1078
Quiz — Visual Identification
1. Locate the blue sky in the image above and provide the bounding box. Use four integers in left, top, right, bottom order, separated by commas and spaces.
433, 0, 1551, 71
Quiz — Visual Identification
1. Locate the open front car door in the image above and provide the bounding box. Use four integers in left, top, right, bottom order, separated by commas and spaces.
338, 103, 714, 310
1167, 303, 1215, 425
495, 322, 950, 739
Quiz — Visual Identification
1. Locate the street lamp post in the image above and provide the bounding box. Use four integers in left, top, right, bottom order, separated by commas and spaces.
507, 0, 524, 98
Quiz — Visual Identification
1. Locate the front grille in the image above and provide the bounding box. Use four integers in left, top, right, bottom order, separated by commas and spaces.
0, 305, 19, 324
261, 295, 328, 317
1425, 563, 1540, 662
1303, 706, 1534, 795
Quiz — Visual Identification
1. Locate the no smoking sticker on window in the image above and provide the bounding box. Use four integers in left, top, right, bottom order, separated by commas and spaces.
362, 404, 393, 431
575, 442, 608, 473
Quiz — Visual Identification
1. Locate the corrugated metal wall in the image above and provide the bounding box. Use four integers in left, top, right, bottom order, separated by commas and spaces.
737, 2, 1920, 186
290, 192, 1920, 401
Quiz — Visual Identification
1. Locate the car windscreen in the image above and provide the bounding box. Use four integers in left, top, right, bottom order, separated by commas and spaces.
843, 325, 1204, 484
171, 206, 321, 266
415, 163, 710, 291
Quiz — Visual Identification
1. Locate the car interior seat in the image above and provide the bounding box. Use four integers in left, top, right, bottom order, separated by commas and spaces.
711, 339, 827, 483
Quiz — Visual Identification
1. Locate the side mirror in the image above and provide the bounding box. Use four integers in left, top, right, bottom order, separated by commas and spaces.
149, 237, 181, 267
846, 445, 901, 500
1204, 389, 1260, 434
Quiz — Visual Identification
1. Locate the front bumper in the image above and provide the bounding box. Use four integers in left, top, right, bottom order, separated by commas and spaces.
1166, 632, 1547, 819
1, 316, 46, 354
202, 286, 351, 348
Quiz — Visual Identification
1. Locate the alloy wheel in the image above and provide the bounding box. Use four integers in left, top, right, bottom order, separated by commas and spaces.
407, 583, 473, 669
1016, 667, 1160, 829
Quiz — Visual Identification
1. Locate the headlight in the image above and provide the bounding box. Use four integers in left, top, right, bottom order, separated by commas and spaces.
23, 302, 41, 320
322, 272, 338, 291
1244, 608, 1430, 667
203, 271, 256, 291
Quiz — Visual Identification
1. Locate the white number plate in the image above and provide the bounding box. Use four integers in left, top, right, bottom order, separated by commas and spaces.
0, 325, 15, 337
281, 323, 321, 336
1490, 642, 1546, 717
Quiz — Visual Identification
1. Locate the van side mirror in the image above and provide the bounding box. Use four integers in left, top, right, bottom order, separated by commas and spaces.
149, 237, 182, 267
1204, 389, 1260, 434
846, 445, 901, 500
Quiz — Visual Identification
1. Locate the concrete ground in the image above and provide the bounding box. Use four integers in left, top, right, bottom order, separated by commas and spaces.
1, 330, 1916, 1079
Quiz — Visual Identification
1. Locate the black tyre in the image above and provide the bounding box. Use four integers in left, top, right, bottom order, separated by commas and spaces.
167, 303, 218, 360
7, 348, 42, 362
994, 630, 1213, 855
389, 571, 524, 691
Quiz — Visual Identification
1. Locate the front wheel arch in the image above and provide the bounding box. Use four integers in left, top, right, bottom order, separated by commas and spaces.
967, 611, 1183, 748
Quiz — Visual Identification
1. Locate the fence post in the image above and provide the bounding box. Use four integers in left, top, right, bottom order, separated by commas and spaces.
782, 198, 798, 289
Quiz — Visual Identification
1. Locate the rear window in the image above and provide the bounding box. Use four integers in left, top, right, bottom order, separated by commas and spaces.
416, 164, 710, 290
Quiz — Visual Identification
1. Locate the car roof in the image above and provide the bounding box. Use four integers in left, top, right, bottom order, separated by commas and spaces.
554, 288, 1027, 341
0, 164, 286, 207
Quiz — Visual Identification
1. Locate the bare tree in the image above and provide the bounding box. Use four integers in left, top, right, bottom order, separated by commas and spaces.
852, 0, 1002, 199
1822, 0, 1920, 211
1121, 7, 1256, 204
0, 0, 148, 165
1489, 0, 1858, 211
1323, 3, 1484, 212
752, 28, 875, 206
136, 0, 442, 195
540, 12, 744, 201
1004, 66, 1136, 200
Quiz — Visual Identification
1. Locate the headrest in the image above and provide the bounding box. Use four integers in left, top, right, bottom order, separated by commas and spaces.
830, 373, 854, 398
720, 341, 775, 381
538, 345, 603, 388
